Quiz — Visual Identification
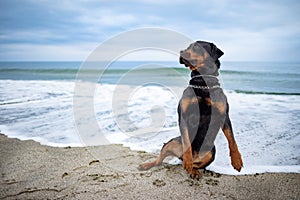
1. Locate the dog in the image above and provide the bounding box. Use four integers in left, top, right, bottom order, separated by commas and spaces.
139, 41, 243, 179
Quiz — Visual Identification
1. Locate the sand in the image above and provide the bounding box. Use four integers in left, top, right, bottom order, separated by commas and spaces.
0, 134, 299, 199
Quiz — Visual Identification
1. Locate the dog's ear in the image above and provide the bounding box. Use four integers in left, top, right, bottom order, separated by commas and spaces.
213, 45, 224, 69
196, 41, 224, 60
214, 45, 224, 60
196, 41, 224, 68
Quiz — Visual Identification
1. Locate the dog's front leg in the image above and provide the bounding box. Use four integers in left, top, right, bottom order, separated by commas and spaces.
179, 100, 201, 179
181, 126, 201, 179
179, 97, 194, 175
178, 92, 202, 179
181, 126, 193, 174
222, 114, 243, 172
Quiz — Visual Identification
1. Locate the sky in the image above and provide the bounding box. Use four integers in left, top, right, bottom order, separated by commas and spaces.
0, 0, 299, 61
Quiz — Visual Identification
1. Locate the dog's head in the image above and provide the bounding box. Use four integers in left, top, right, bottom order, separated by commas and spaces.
179, 41, 224, 75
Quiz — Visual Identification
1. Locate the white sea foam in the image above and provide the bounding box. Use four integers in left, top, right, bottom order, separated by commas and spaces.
1, 80, 299, 174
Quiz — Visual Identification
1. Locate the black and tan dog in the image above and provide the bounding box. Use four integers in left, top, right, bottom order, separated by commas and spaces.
139, 41, 243, 179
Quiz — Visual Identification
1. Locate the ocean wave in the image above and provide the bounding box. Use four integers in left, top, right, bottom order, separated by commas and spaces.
234, 90, 300, 96
220, 69, 300, 77
0, 68, 84, 74
1, 66, 299, 78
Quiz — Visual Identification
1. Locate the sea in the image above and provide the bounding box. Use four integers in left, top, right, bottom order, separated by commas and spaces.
0, 61, 299, 175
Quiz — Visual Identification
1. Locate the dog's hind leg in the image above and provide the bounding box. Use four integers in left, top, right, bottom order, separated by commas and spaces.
138, 137, 182, 171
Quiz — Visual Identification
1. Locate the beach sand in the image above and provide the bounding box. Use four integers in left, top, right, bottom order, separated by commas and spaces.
0, 134, 299, 199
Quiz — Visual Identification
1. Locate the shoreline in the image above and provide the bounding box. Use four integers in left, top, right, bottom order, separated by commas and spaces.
0, 134, 299, 199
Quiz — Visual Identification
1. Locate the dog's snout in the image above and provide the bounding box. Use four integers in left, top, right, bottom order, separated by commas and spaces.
180, 50, 190, 58
179, 57, 185, 64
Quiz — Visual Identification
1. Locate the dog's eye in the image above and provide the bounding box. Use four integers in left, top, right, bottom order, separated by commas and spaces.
193, 45, 200, 50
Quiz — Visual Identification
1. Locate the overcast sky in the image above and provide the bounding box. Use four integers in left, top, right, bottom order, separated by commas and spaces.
0, 0, 299, 61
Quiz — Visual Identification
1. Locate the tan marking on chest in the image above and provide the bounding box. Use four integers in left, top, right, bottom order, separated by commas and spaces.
181, 97, 199, 113
205, 98, 226, 114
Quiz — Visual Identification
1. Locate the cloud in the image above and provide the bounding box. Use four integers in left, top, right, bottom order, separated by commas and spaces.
0, 0, 299, 61
0, 43, 97, 61
80, 13, 135, 27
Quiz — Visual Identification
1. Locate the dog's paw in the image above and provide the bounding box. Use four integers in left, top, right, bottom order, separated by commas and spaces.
182, 150, 193, 173
190, 169, 202, 180
182, 159, 193, 173
230, 150, 243, 172
138, 162, 154, 171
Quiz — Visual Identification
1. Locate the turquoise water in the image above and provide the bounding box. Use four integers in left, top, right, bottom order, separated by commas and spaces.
0, 61, 299, 94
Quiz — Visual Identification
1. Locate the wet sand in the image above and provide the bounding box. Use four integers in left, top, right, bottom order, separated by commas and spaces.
0, 134, 299, 199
